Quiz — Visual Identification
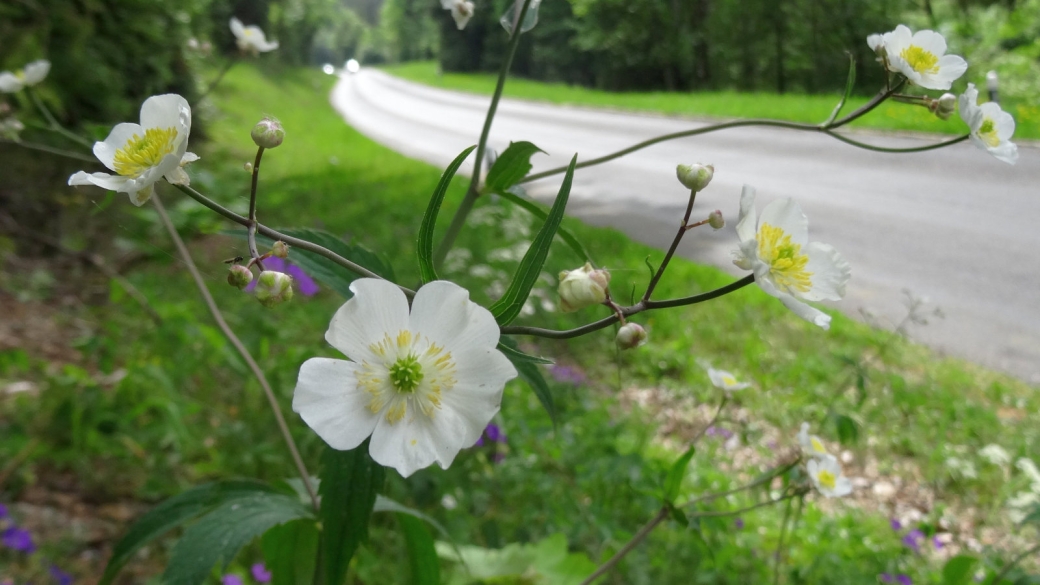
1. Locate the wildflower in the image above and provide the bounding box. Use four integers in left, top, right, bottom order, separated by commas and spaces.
897, 576, 913, 585
557, 262, 610, 312
441, 0, 475, 30
931, 93, 957, 120
245, 257, 319, 296
0, 59, 50, 93
978, 444, 1011, 466
270, 241, 290, 259
707, 209, 725, 230
615, 322, 647, 350
222, 575, 244, 585
68, 94, 196, 206
49, 566, 73, 585
890, 518, 902, 531
1, 526, 36, 553
902, 528, 924, 553
251, 563, 272, 583
875, 25, 967, 90
0, 117, 24, 140
958, 83, 1018, 165
254, 271, 293, 307
707, 368, 751, 392
228, 265, 254, 290
230, 17, 279, 53
807, 456, 852, 498
933, 535, 944, 550
676, 163, 714, 191
473, 423, 506, 447
251, 117, 284, 149
293, 279, 517, 477
732, 186, 850, 329
797, 423, 831, 459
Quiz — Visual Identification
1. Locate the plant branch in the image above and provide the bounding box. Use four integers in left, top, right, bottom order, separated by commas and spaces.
822, 131, 969, 153
680, 460, 799, 509
0, 137, 96, 162
193, 59, 238, 106
151, 192, 319, 512
25, 87, 94, 149
579, 506, 671, 585
247, 146, 265, 269
644, 188, 697, 301
688, 491, 802, 519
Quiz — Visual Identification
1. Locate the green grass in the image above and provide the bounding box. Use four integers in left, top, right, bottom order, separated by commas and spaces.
383, 60, 1040, 140
1, 64, 1038, 584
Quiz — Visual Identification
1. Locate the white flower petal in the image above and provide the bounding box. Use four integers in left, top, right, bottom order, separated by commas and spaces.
409, 280, 500, 354
94, 123, 144, 172
326, 279, 410, 360
293, 358, 379, 450
129, 183, 155, 206
910, 29, 947, 56
988, 141, 1018, 165
180, 151, 200, 164
799, 242, 850, 301
0, 72, 22, 93
707, 368, 750, 391
735, 185, 758, 245
779, 294, 831, 329
370, 414, 459, 477
229, 17, 245, 38
165, 166, 190, 186
22, 60, 50, 86
758, 197, 808, 245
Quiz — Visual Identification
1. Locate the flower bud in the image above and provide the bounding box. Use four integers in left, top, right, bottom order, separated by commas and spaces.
227, 265, 254, 289
615, 323, 647, 350
251, 117, 284, 149
243, 162, 253, 173
708, 209, 725, 230
676, 163, 714, 191
270, 241, 290, 258
557, 262, 610, 312
255, 270, 293, 307
932, 93, 956, 120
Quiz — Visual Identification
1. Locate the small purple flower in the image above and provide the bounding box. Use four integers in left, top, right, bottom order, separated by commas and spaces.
933, 535, 944, 550
549, 365, 586, 385
485, 423, 505, 444
890, 518, 902, 531
244, 257, 319, 297
880, 575, 894, 583
733, 518, 744, 530
473, 435, 485, 447
1, 526, 36, 553
902, 529, 924, 554
896, 575, 912, 585
251, 563, 272, 583
222, 575, 244, 585
49, 565, 73, 585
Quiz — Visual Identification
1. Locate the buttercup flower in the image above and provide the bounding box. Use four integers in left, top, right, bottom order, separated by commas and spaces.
732, 186, 850, 329
958, 83, 1018, 165
293, 279, 517, 477
230, 17, 279, 53
558, 262, 610, 312
707, 368, 750, 391
441, 0, 475, 30
796, 422, 830, 459
68, 94, 196, 206
875, 25, 966, 90
807, 456, 852, 498
0, 59, 50, 93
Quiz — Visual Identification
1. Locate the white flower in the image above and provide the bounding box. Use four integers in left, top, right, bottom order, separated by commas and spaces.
557, 262, 610, 312
441, 0, 475, 30
797, 422, 831, 459
877, 25, 967, 90
707, 368, 750, 392
732, 186, 850, 329
958, 83, 1018, 165
230, 17, 279, 53
68, 94, 196, 206
0, 59, 51, 93
293, 279, 517, 477
808, 456, 853, 498
978, 444, 1011, 467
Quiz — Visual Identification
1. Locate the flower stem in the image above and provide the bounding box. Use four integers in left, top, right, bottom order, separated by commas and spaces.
578, 506, 671, 585
152, 192, 319, 512
25, 87, 94, 149
0, 137, 97, 162
772, 495, 794, 585
679, 460, 799, 509
193, 58, 238, 106
643, 188, 697, 302
432, 0, 535, 268
248, 146, 265, 270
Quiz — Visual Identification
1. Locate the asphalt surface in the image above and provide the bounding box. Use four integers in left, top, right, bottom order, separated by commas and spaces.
330, 69, 1040, 384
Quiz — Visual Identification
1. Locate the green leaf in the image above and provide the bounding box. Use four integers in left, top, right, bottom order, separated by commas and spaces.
823, 52, 857, 127
99, 480, 278, 585
496, 337, 554, 365
831, 412, 859, 445
489, 155, 576, 325
499, 337, 556, 425
417, 145, 477, 284
483, 141, 544, 195
162, 492, 314, 585
252, 228, 395, 299
398, 513, 441, 585
496, 188, 591, 263
664, 445, 695, 504
262, 519, 320, 585
319, 442, 386, 585
942, 554, 978, 585
669, 504, 689, 527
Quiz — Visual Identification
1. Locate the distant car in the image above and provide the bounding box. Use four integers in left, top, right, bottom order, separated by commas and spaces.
346, 59, 360, 74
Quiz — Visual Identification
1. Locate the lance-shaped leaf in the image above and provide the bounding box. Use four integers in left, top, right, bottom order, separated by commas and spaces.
398, 513, 441, 585
483, 141, 544, 195
319, 442, 385, 585
262, 519, 320, 585
663, 445, 695, 504
496, 336, 554, 365
499, 336, 556, 424
417, 145, 477, 284
489, 155, 576, 325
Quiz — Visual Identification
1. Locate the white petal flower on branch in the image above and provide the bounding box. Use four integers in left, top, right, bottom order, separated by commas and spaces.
0, 59, 51, 93
68, 94, 196, 206
796, 422, 831, 459
293, 279, 517, 477
732, 186, 850, 329
230, 17, 280, 53
440, 0, 475, 30
808, 456, 853, 498
958, 83, 1018, 165
876, 25, 966, 90
707, 368, 750, 392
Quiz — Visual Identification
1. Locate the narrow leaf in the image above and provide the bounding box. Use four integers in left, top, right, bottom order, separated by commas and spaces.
496, 188, 590, 262
664, 446, 696, 504
100, 480, 278, 585
515, 360, 556, 426
483, 141, 544, 195
417, 145, 477, 284
162, 492, 314, 585
497, 336, 554, 365
398, 513, 441, 585
490, 155, 577, 325
669, 505, 689, 527
262, 519, 320, 585
319, 442, 386, 585
823, 52, 857, 126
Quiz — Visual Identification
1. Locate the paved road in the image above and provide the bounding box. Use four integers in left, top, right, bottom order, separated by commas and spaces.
331, 70, 1040, 384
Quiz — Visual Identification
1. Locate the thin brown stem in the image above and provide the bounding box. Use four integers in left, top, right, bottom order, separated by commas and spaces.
579, 506, 671, 585
26, 87, 94, 149
679, 460, 799, 509
151, 192, 319, 512
688, 491, 802, 519
644, 188, 697, 301
0, 137, 96, 162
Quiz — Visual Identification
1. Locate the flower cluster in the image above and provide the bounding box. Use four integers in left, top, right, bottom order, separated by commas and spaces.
797, 423, 852, 498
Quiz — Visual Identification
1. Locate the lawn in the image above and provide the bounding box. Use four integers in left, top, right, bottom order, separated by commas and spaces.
1, 63, 1038, 584
382, 60, 1040, 141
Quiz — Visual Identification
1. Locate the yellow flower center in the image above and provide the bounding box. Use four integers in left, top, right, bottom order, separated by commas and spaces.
810, 437, 827, 455
357, 330, 457, 425
113, 127, 178, 177
817, 469, 837, 490
757, 223, 813, 294
900, 45, 940, 75
722, 374, 736, 386
978, 117, 1000, 147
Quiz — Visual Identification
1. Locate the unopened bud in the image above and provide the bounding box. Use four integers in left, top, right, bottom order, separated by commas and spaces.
255, 270, 293, 307
227, 265, 254, 289
708, 209, 725, 230
676, 163, 714, 191
251, 117, 284, 149
558, 262, 610, 312
615, 323, 647, 350
243, 162, 253, 173
932, 93, 956, 120
270, 241, 290, 258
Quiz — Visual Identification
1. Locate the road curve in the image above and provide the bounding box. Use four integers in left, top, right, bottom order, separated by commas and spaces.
331, 69, 1040, 384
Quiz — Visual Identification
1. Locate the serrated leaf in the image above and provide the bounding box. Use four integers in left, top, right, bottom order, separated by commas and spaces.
497, 336, 554, 365
417, 146, 477, 284
319, 442, 385, 585
398, 513, 441, 585
484, 141, 544, 195
942, 554, 978, 585
99, 480, 278, 585
496, 188, 590, 263
489, 155, 576, 325
262, 519, 319, 585
162, 492, 314, 585
664, 446, 695, 504
823, 52, 857, 126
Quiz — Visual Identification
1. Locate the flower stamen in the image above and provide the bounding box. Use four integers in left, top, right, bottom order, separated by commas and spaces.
113, 127, 178, 177
900, 45, 939, 74
358, 331, 457, 425
757, 223, 813, 293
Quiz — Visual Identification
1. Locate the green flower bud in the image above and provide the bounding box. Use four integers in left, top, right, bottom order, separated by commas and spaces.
227, 264, 254, 289
270, 241, 290, 258
558, 262, 610, 312
708, 209, 725, 230
676, 163, 714, 191
255, 270, 293, 307
615, 323, 647, 350
251, 117, 284, 149
243, 162, 253, 173
932, 93, 956, 120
